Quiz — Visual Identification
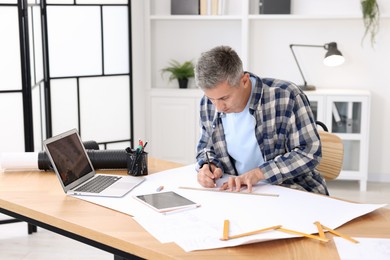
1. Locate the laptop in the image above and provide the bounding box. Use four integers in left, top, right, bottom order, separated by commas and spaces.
43, 129, 145, 197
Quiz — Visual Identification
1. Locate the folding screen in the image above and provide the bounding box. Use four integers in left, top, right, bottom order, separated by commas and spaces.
0, 0, 132, 232
45, 0, 133, 149
0, 0, 44, 234
0, 0, 40, 153
0, 0, 133, 154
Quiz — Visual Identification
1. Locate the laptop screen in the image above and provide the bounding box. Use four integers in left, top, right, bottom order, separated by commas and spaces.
45, 132, 93, 186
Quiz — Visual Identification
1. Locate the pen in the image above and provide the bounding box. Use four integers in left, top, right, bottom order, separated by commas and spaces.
204, 148, 216, 186
204, 148, 212, 172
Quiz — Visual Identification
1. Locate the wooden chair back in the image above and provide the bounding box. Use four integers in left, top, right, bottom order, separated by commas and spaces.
317, 130, 344, 180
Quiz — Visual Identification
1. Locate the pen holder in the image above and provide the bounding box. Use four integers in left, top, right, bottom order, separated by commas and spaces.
127, 151, 148, 176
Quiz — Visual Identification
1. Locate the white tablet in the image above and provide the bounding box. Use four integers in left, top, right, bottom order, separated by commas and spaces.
134, 191, 199, 213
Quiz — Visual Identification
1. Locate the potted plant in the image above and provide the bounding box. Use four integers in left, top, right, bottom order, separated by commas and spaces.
361, 0, 380, 47
161, 59, 195, 89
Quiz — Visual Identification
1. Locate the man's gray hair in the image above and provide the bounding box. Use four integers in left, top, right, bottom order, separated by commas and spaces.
195, 46, 243, 90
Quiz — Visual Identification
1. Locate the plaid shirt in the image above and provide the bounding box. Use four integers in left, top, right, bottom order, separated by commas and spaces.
196, 73, 328, 195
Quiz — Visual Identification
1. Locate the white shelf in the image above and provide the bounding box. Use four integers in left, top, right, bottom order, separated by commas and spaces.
336, 133, 363, 141
151, 14, 390, 21
249, 14, 390, 20
305, 89, 370, 96
150, 15, 242, 21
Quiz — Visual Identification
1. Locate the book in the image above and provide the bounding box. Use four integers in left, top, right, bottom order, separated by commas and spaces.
200, 0, 224, 16
259, 0, 291, 14
200, 0, 208, 15
211, 0, 218, 15
171, 0, 199, 15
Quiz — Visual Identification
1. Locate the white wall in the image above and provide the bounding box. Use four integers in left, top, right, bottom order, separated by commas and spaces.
131, 0, 147, 143
131, 0, 390, 182
249, 0, 390, 182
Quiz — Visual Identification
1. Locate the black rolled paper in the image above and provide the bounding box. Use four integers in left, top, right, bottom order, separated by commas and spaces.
37, 140, 130, 170
38, 149, 129, 170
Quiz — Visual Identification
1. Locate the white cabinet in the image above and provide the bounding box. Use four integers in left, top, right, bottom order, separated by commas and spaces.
305, 89, 371, 191
148, 89, 203, 164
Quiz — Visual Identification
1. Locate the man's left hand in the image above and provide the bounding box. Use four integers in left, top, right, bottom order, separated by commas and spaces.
220, 168, 265, 193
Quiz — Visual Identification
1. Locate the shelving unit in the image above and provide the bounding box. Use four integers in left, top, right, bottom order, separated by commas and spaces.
145, 0, 389, 88
145, 0, 372, 190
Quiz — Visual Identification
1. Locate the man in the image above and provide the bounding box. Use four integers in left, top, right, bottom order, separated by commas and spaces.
194, 45, 328, 195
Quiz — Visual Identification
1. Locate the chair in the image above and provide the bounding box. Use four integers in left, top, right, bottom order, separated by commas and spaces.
316, 121, 344, 180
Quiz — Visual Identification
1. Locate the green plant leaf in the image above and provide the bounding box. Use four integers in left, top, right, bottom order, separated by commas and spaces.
361, 0, 380, 47
161, 59, 195, 81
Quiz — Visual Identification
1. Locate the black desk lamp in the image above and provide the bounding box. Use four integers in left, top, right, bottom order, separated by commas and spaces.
289, 42, 345, 91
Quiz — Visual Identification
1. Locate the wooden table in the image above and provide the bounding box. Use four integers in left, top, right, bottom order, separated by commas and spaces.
1, 158, 389, 259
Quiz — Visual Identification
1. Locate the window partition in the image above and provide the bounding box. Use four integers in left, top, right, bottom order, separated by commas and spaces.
46, 0, 133, 149
0, 0, 33, 152
0, 0, 133, 154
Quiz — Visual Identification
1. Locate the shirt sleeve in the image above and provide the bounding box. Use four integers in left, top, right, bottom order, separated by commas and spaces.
195, 97, 224, 172
259, 92, 322, 184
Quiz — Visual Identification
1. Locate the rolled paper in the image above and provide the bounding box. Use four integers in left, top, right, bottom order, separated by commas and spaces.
0, 152, 39, 170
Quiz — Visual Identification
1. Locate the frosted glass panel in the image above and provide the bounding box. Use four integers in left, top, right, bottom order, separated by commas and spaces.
105, 142, 130, 149
310, 101, 318, 121
47, 0, 128, 4
28, 7, 36, 85
332, 102, 362, 134
103, 6, 129, 74
79, 76, 130, 142
77, 0, 128, 4
0, 7, 22, 91
32, 85, 43, 151
27, 0, 40, 4
51, 79, 79, 135
342, 140, 360, 171
46, 0, 73, 4
29, 6, 44, 85
0, 1, 17, 3
47, 6, 102, 77
0, 94, 25, 152
40, 82, 47, 140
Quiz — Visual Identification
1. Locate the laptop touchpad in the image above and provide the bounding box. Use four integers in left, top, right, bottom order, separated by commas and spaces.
110, 182, 136, 190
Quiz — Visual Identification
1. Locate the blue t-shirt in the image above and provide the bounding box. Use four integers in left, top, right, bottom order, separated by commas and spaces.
221, 76, 264, 175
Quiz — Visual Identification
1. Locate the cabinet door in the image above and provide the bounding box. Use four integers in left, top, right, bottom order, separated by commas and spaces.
326, 95, 370, 190
326, 96, 369, 139
150, 97, 198, 164
305, 94, 325, 124
328, 100, 366, 134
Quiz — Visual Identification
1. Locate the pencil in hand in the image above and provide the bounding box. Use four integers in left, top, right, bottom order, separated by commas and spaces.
204, 148, 216, 186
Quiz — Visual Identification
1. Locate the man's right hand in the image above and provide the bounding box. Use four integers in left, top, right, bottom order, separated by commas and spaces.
197, 163, 223, 188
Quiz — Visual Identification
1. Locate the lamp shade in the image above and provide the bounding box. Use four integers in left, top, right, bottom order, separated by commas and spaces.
289, 42, 345, 91
323, 42, 345, 67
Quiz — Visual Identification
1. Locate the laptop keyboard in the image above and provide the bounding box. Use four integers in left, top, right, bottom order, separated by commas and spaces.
75, 175, 122, 193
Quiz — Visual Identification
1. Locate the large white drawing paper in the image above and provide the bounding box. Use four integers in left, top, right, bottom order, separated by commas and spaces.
72, 164, 386, 252
334, 237, 390, 260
